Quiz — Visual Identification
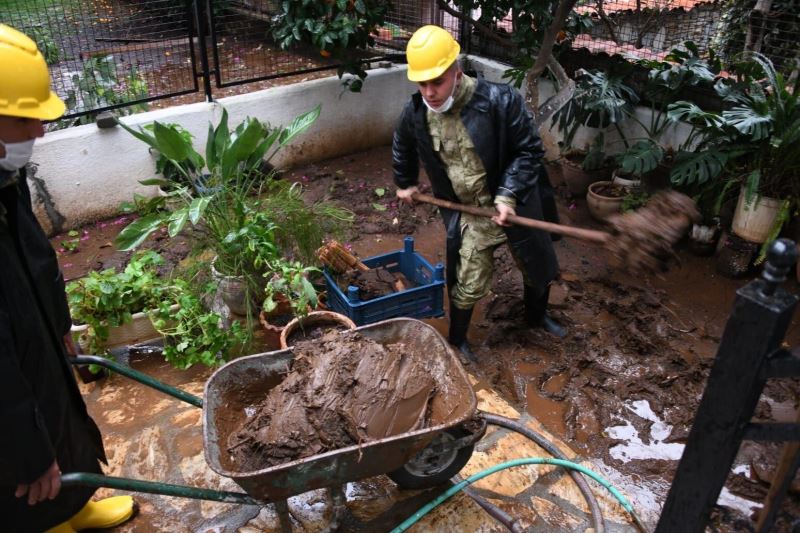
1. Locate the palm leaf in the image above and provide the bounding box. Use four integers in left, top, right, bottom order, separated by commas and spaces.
723, 106, 772, 141
618, 140, 664, 176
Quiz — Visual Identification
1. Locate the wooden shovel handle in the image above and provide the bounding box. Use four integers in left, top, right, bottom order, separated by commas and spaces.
412, 193, 610, 245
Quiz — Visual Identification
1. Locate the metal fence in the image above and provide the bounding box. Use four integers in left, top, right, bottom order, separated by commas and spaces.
2, 0, 798, 123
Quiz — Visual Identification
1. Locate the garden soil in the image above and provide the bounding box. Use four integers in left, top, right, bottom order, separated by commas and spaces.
53, 145, 800, 530
227, 330, 436, 472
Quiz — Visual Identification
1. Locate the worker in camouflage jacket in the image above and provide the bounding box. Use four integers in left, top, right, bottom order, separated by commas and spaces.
0, 24, 136, 532
393, 25, 565, 361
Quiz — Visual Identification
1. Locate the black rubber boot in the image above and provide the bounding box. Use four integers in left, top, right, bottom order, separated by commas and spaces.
524, 285, 567, 338
448, 304, 477, 362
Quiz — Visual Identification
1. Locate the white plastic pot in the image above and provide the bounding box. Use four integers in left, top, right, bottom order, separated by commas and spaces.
731, 188, 782, 244
71, 303, 179, 352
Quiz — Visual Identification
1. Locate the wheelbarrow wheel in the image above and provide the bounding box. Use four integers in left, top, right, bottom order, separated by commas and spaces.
388, 427, 474, 490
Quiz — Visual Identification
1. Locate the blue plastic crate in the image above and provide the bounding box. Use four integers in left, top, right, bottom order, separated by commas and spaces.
324, 237, 445, 326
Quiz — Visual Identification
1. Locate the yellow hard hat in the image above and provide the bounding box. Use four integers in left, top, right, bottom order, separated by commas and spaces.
0, 24, 65, 120
406, 25, 460, 82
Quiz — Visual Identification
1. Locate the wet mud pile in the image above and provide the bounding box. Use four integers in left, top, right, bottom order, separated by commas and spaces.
338, 267, 413, 300
227, 330, 436, 471
606, 191, 700, 274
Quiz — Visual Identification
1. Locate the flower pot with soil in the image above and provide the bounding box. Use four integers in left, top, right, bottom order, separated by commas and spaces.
586, 181, 628, 221
279, 310, 356, 349
561, 152, 612, 197
731, 188, 782, 244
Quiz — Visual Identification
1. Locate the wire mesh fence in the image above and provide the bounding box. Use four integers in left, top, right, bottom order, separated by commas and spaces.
3, 0, 199, 125
2, 0, 797, 123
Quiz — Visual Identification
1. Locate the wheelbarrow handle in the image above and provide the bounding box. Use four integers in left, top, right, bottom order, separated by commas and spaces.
70, 355, 203, 408
61, 472, 262, 506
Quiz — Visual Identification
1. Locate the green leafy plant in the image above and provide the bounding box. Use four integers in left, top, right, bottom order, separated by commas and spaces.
271, 0, 390, 92
621, 190, 650, 213
668, 52, 800, 258
150, 280, 248, 369
55, 55, 149, 129
263, 260, 320, 318
66, 251, 167, 355
27, 26, 59, 65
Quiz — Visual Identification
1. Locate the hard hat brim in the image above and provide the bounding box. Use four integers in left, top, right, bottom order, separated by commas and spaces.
7, 90, 66, 120
408, 61, 455, 82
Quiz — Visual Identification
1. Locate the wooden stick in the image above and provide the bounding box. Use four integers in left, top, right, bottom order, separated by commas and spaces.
412, 193, 610, 245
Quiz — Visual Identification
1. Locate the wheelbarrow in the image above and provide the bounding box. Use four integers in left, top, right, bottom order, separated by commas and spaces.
63, 318, 484, 531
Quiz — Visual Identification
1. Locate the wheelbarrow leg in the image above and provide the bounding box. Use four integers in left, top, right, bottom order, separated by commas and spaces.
274, 499, 293, 533
325, 484, 361, 532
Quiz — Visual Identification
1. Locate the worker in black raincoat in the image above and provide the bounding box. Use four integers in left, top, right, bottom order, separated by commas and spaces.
393, 25, 566, 361
0, 24, 136, 532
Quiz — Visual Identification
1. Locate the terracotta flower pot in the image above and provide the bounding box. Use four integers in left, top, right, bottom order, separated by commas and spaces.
561, 156, 611, 196
586, 181, 628, 221
279, 310, 356, 349
258, 296, 296, 351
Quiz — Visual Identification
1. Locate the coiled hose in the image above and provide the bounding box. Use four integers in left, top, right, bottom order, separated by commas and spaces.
391, 457, 644, 533
481, 412, 605, 532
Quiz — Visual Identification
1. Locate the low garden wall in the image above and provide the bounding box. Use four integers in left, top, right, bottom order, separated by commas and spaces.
29, 55, 690, 234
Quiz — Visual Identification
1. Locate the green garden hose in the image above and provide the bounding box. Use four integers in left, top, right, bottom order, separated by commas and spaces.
390, 458, 646, 533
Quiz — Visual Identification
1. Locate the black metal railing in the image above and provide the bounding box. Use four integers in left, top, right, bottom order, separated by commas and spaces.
657, 239, 799, 533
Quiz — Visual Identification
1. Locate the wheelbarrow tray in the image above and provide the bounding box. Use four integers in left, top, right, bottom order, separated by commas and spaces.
203, 318, 476, 502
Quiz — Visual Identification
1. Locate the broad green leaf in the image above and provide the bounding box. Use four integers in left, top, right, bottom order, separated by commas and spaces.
723, 106, 772, 141
221, 118, 266, 177
279, 105, 321, 146
115, 214, 165, 251
251, 128, 282, 166
118, 121, 158, 149
188, 196, 211, 224
138, 178, 174, 187
167, 208, 190, 237
153, 122, 192, 162
618, 140, 664, 176
372, 202, 387, 211
374, 187, 386, 197
206, 121, 218, 171
669, 150, 728, 186
211, 109, 230, 172
301, 277, 318, 308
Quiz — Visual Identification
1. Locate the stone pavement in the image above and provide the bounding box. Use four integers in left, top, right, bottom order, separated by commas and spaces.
79, 352, 642, 532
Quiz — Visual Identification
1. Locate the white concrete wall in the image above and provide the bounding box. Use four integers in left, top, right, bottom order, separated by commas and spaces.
30, 64, 417, 234
29, 54, 692, 233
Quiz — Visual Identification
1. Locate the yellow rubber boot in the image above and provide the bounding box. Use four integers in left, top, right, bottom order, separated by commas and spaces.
68, 496, 135, 530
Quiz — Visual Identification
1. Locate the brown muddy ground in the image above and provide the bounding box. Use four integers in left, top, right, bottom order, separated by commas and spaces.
54, 144, 800, 529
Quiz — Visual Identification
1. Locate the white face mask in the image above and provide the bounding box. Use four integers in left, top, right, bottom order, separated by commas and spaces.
423, 73, 460, 114
0, 139, 35, 171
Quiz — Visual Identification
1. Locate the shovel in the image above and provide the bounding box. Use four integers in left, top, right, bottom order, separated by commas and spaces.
410, 191, 700, 274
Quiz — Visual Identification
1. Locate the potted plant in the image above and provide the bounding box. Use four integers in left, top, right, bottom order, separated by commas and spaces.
551, 69, 635, 195
668, 52, 800, 258
67, 251, 175, 355
586, 181, 630, 221
260, 259, 321, 349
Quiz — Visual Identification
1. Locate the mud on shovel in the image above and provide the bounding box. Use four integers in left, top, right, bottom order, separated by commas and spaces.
411, 191, 700, 274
